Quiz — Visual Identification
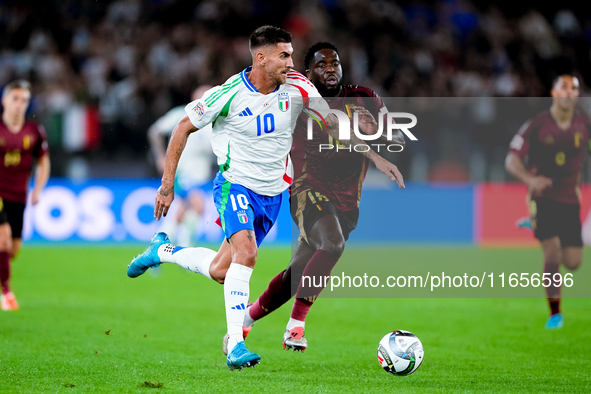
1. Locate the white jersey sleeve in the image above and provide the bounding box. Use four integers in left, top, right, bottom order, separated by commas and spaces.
285, 71, 329, 113
185, 75, 241, 129
285, 71, 318, 95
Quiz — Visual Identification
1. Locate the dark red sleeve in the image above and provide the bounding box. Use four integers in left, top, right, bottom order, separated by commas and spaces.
509, 118, 537, 158
33, 123, 49, 158
584, 115, 591, 154
349, 86, 387, 124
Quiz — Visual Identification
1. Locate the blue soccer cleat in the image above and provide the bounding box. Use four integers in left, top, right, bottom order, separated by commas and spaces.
516, 217, 533, 231
545, 313, 564, 330
127, 232, 171, 278
226, 341, 260, 371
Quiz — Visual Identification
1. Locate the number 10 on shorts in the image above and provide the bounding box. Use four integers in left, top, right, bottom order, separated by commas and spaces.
230, 194, 249, 211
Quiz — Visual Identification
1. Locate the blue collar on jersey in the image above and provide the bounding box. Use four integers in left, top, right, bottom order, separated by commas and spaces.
241, 67, 279, 93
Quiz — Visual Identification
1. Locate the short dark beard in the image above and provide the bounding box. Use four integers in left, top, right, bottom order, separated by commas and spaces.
315, 81, 341, 97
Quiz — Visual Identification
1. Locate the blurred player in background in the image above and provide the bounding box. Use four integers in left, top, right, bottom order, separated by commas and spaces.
0, 80, 50, 311
224, 42, 406, 353
505, 74, 590, 329
148, 85, 215, 246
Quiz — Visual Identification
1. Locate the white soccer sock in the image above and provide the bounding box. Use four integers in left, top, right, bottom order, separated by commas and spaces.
224, 263, 253, 354
157, 244, 215, 280
286, 317, 305, 331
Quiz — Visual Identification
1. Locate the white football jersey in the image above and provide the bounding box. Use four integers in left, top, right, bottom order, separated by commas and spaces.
185, 67, 327, 196
153, 106, 214, 186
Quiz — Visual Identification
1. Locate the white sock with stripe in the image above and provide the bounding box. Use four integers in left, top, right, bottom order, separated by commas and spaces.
287, 317, 305, 331
157, 244, 215, 280
224, 263, 253, 354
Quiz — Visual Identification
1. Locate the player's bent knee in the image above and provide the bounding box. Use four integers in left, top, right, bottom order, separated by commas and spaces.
0, 238, 11, 252
0, 226, 11, 251
10, 240, 22, 259
563, 257, 582, 271
561, 247, 582, 270
319, 238, 345, 257
564, 260, 582, 271
209, 270, 226, 284
208, 260, 229, 284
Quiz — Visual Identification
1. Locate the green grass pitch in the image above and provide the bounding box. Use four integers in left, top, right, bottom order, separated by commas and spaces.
1, 246, 590, 393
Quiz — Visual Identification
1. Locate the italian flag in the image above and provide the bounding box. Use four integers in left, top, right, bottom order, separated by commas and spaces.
47, 105, 101, 151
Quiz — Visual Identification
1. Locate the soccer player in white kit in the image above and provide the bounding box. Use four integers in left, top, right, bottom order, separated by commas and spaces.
128, 25, 404, 370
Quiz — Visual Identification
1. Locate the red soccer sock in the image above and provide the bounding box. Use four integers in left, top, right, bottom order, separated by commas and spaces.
291, 249, 340, 322
0, 252, 11, 295
548, 298, 561, 316
249, 270, 291, 321
544, 260, 561, 315
291, 298, 313, 321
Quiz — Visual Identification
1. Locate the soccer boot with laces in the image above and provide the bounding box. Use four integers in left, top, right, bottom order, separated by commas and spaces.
1, 292, 19, 311
127, 232, 171, 278
283, 326, 307, 352
545, 313, 564, 329
226, 341, 261, 371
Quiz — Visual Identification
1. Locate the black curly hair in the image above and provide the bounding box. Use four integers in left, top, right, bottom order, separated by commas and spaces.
303, 42, 339, 71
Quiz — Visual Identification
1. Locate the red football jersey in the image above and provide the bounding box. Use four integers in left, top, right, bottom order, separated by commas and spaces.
0, 120, 49, 204
509, 109, 591, 204
291, 85, 387, 211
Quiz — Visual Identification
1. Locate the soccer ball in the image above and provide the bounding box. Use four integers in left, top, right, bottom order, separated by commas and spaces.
377, 330, 424, 376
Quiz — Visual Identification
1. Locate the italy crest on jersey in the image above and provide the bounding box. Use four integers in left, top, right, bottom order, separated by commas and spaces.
278, 92, 289, 112
238, 211, 248, 224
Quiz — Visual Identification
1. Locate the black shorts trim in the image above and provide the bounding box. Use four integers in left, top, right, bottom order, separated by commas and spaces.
290, 190, 359, 245
0, 198, 26, 239
530, 198, 582, 247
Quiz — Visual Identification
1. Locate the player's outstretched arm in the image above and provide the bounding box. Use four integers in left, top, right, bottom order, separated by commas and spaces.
505, 151, 552, 193
324, 113, 405, 188
31, 153, 50, 205
372, 154, 405, 188
349, 105, 405, 146
155, 116, 198, 220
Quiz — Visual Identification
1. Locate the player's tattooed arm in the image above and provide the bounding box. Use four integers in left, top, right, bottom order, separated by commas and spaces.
324, 113, 405, 188
324, 113, 379, 159
324, 113, 366, 152
357, 108, 404, 146
349, 105, 405, 146
154, 116, 198, 220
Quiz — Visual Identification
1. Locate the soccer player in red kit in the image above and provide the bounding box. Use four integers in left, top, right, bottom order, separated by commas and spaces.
505, 74, 590, 329
223, 42, 405, 353
0, 80, 50, 311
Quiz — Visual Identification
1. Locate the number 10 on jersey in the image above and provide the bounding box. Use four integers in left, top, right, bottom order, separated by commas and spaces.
256, 114, 275, 136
